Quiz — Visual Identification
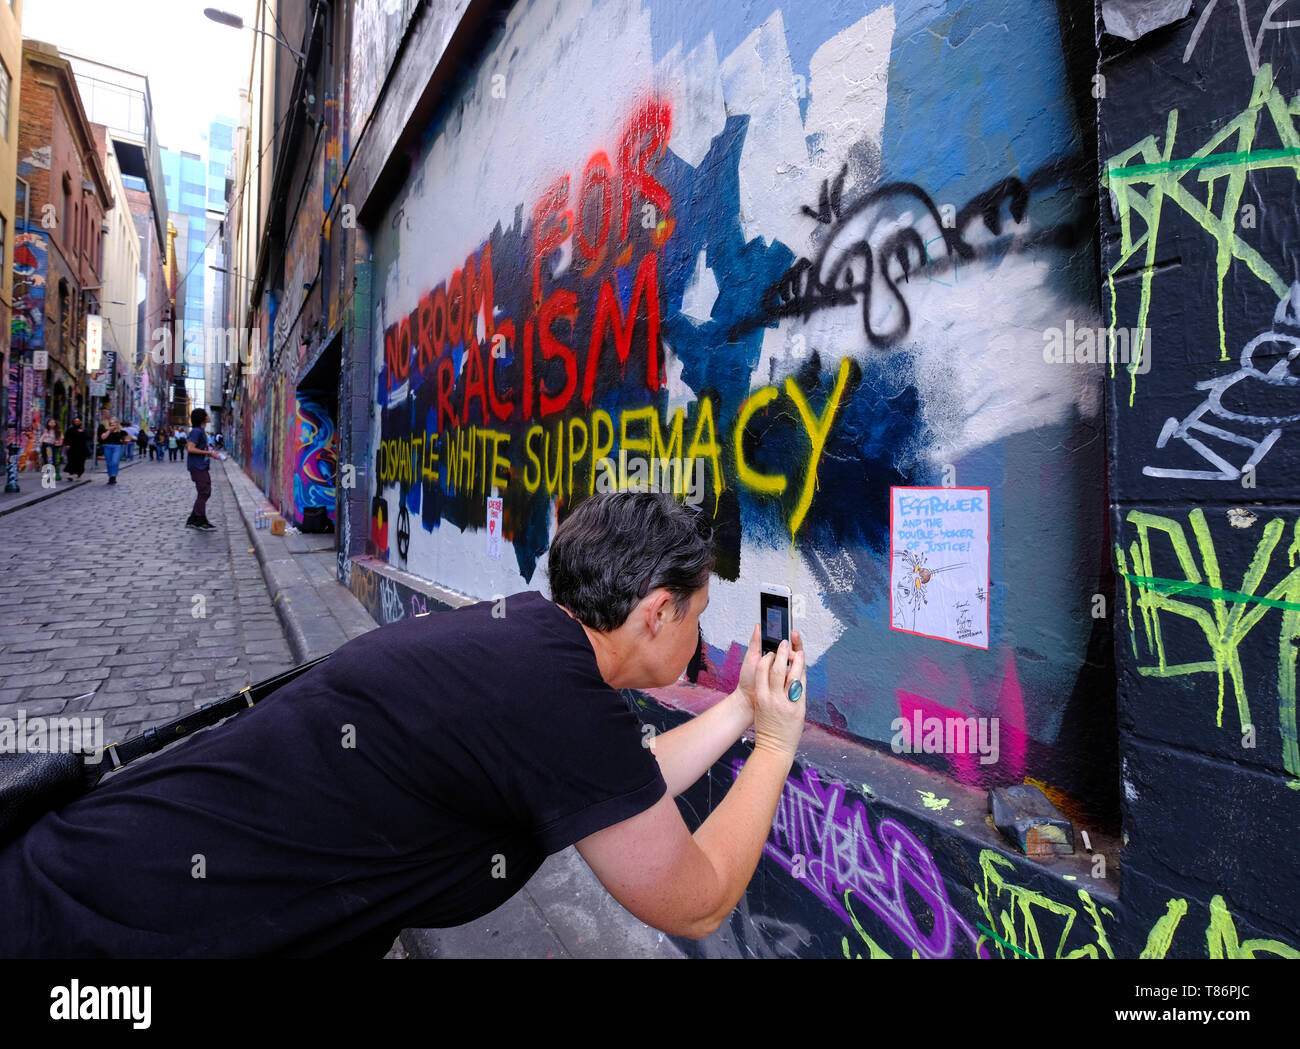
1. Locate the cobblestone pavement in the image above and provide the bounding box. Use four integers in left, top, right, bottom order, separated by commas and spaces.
0, 458, 296, 753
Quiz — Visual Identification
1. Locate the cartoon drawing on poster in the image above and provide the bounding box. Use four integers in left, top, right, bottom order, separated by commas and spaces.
890, 487, 990, 649
486, 495, 503, 560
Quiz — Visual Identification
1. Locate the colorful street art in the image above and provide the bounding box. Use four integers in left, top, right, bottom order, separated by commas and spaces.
230, 0, 1300, 958
366, 0, 1108, 811
293, 390, 338, 524
1116, 506, 1300, 786
1103, 63, 1300, 402
11, 231, 47, 355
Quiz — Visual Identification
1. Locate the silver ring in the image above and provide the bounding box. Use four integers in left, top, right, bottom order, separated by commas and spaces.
787, 681, 803, 703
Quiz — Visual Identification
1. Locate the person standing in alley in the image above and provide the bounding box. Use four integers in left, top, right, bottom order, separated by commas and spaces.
177, 425, 187, 465
100, 418, 130, 485
186, 408, 218, 530
135, 426, 148, 461
63, 417, 88, 480
39, 419, 57, 468
167, 427, 178, 462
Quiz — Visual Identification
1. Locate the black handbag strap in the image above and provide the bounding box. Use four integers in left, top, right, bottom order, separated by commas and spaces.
85, 655, 330, 788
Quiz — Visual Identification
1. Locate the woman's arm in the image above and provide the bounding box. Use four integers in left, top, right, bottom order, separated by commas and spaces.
577, 638, 806, 938
645, 624, 803, 797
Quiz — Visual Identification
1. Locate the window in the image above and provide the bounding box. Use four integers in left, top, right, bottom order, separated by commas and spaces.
63, 181, 72, 248
0, 62, 9, 140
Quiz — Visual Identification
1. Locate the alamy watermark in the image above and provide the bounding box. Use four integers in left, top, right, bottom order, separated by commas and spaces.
150, 325, 262, 370
891, 712, 999, 765
0, 710, 105, 764
593, 452, 707, 506
1042, 321, 1152, 374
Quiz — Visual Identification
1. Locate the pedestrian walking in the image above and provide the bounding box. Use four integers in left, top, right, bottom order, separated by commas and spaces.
185, 408, 219, 530
167, 429, 178, 462
135, 426, 148, 460
150, 427, 164, 461
39, 420, 56, 467
100, 418, 131, 485
123, 424, 139, 461
63, 417, 88, 479
177, 426, 187, 465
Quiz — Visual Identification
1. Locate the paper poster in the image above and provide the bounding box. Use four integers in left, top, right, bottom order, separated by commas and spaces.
889, 486, 990, 649
486, 495, 503, 559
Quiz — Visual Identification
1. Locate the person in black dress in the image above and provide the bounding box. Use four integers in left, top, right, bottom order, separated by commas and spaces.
62, 418, 89, 480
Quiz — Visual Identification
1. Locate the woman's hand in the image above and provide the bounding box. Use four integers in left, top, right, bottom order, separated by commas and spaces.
751, 637, 807, 759
737, 624, 804, 706
736, 624, 806, 758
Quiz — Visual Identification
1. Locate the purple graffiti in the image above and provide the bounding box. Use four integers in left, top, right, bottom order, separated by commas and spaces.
735, 762, 987, 959
410, 593, 429, 616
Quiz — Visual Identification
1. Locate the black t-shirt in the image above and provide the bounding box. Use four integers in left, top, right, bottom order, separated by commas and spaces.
187, 426, 209, 470
0, 592, 666, 957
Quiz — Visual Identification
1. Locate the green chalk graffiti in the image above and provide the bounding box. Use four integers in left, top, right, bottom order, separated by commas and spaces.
974, 850, 1116, 960
1140, 894, 1299, 959
1102, 64, 1300, 404
1117, 507, 1300, 782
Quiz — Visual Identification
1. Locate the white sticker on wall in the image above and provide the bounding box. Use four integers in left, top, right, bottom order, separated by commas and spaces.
889, 486, 990, 649
486, 495, 503, 559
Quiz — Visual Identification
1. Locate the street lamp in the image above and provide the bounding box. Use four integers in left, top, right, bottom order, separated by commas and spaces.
203, 8, 305, 65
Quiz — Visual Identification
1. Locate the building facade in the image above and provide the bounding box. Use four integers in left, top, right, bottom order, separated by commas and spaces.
96, 127, 139, 424
0, 0, 22, 479
64, 51, 168, 430
14, 39, 112, 462
161, 147, 209, 419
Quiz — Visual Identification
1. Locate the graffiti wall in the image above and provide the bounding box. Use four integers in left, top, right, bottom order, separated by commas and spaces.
1100, 0, 1300, 959
626, 699, 1299, 959
293, 389, 339, 525
11, 230, 47, 355
366, 0, 1112, 816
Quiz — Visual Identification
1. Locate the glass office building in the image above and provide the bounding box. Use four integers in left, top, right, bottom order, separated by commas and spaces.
162, 116, 234, 413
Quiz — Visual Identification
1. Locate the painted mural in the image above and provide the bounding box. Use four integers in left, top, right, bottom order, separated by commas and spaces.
625, 700, 1300, 959
10, 229, 49, 469
293, 390, 339, 524
11, 230, 47, 355
367, 0, 1109, 813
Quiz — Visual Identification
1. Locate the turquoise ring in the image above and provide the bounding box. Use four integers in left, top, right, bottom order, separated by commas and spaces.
788, 681, 803, 703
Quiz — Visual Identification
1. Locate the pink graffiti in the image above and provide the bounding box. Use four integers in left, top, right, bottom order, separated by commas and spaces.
410, 593, 429, 616
896, 647, 1028, 786
737, 761, 988, 958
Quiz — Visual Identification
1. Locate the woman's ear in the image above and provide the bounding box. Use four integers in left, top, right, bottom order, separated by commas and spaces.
645, 590, 674, 637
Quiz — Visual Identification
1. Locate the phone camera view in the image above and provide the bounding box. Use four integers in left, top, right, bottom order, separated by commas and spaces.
761, 595, 790, 653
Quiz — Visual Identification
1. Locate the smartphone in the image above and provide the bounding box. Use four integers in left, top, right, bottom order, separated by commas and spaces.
760, 585, 792, 655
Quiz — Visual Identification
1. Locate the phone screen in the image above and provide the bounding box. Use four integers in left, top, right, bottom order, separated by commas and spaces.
760, 591, 790, 655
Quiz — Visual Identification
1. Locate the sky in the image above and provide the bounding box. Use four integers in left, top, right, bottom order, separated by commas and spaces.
23, 0, 257, 156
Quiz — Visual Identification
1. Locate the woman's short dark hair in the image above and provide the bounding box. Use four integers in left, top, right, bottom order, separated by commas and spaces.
548, 491, 714, 632
190, 408, 208, 427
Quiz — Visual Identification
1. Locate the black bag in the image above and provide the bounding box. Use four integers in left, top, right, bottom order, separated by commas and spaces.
0, 655, 329, 849
300, 506, 333, 533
